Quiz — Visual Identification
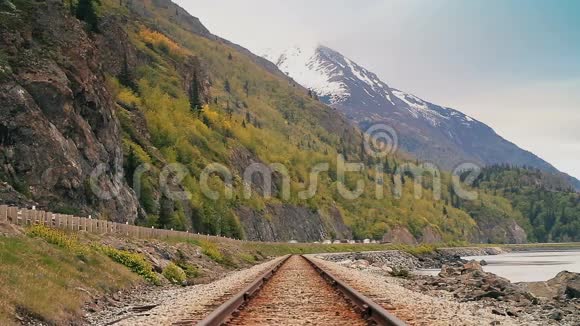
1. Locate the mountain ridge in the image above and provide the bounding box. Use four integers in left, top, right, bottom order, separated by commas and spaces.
263, 44, 580, 190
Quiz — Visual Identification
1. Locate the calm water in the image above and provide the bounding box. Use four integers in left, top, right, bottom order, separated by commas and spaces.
417, 249, 580, 282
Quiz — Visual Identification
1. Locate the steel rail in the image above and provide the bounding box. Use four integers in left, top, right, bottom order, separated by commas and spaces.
302, 255, 408, 326
192, 255, 291, 326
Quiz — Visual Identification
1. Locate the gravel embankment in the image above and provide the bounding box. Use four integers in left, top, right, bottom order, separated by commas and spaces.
308, 255, 521, 326
86, 256, 286, 325
322, 250, 421, 270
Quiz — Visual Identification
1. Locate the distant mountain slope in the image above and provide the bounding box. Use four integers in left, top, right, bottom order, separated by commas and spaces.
264, 45, 580, 190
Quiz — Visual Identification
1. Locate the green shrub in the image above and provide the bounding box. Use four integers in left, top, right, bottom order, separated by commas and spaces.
405, 244, 436, 256
96, 245, 160, 285
162, 262, 186, 284
198, 240, 224, 263
239, 253, 257, 264
27, 225, 88, 259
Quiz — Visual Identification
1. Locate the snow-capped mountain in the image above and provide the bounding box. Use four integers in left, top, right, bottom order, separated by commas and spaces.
264, 45, 479, 128
264, 45, 580, 189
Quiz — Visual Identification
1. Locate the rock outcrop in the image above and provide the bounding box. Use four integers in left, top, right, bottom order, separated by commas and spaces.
0, 1, 140, 221
236, 204, 351, 242
436, 261, 539, 304
382, 226, 418, 245
473, 217, 528, 244
522, 271, 580, 300
419, 226, 443, 244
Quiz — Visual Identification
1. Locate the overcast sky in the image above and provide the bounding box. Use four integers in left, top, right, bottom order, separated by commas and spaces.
175, 0, 580, 180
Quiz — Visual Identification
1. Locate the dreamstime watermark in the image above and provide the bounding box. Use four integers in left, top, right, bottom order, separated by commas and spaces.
87, 124, 483, 203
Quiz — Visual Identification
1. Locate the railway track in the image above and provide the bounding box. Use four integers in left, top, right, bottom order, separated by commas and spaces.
194, 255, 406, 326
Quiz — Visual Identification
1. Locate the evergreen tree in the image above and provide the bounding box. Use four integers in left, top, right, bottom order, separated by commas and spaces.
158, 196, 174, 229
224, 79, 231, 93
76, 0, 100, 32
189, 71, 203, 113
118, 55, 137, 91
124, 148, 139, 187
243, 80, 250, 97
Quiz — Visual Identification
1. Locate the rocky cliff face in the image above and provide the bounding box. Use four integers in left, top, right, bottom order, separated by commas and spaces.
0, 1, 139, 220
473, 218, 528, 244
0, 0, 355, 240
237, 205, 352, 242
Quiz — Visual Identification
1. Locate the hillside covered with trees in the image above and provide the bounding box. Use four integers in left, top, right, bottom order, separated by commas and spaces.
0, 0, 577, 244
471, 165, 580, 242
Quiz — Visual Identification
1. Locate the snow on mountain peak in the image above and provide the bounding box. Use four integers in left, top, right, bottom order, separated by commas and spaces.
263, 44, 481, 128
263, 45, 572, 185
263, 44, 351, 103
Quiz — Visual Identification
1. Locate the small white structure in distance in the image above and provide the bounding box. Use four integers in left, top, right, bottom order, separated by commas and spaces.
363, 239, 371, 244
322, 240, 332, 244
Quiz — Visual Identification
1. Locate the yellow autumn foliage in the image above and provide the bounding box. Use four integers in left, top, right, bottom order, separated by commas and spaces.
138, 26, 189, 58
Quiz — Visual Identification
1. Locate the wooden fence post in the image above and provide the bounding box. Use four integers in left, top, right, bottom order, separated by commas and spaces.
19, 209, 27, 226
74, 216, 79, 231
29, 209, 35, 225
0, 205, 7, 223
45, 212, 51, 226
7, 207, 15, 223
35, 210, 42, 225
38, 211, 44, 225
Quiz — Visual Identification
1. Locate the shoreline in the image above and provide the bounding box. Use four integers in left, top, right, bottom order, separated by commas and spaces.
314, 248, 580, 325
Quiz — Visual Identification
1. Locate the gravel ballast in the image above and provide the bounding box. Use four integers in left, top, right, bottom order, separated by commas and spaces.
86, 257, 285, 325
308, 255, 521, 326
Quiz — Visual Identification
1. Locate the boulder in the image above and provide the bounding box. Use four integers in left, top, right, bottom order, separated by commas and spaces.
549, 271, 580, 299
439, 264, 461, 278
462, 260, 483, 273
382, 226, 418, 245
